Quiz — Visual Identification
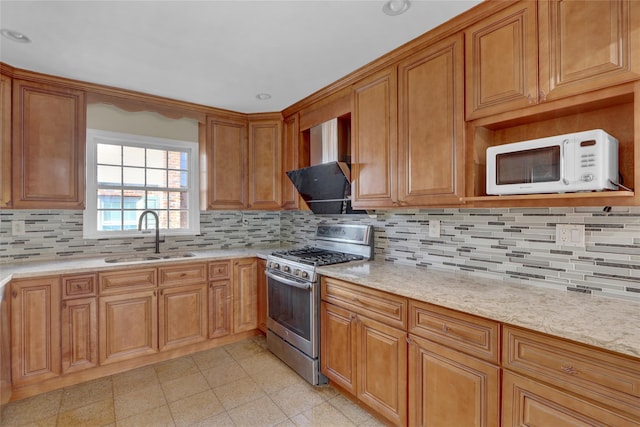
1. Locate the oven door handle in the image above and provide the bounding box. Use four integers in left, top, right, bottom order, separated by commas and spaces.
265, 270, 313, 291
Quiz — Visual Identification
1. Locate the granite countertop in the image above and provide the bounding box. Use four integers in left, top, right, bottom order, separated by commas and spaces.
0, 247, 279, 291
317, 260, 640, 359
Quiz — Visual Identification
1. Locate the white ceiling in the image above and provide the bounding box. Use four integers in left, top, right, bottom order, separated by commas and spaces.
0, 0, 481, 113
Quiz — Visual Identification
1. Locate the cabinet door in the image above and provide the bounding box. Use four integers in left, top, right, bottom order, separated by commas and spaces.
99, 290, 158, 364
257, 259, 267, 333
11, 277, 61, 387
539, 0, 640, 102
321, 302, 357, 395
465, 1, 538, 120
208, 280, 232, 338
357, 315, 407, 426
408, 335, 500, 427
502, 370, 639, 427
61, 297, 98, 374
1, 73, 11, 207
205, 116, 247, 209
351, 66, 398, 208
281, 114, 300, 210
232, 258, 258, 333
397, 33, 465, 206
12, 79, 85, 208
158, 283, 207, 351
248, 118, 282, 209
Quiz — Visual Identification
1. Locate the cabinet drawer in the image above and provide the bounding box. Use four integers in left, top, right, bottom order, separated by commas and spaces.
62, 274, 97, 299
99, 268, 157, 295
503, 325, 640, 419
209, 261, 231, 280
159, 263, 207, 287
409, 300, 499, 364
321, 277, 407, 329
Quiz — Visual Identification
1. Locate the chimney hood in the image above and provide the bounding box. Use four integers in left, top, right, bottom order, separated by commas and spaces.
286, 161, 363, 215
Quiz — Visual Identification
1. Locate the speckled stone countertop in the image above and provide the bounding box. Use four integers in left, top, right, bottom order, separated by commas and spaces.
317, 260, 640, 359
0, 247, 278, 292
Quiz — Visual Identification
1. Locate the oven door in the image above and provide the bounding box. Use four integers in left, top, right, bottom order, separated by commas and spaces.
266, 269, 318, 358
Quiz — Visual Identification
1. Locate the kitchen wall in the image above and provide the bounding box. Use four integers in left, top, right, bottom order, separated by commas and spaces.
0, 210, 280, 261
281, 207, 640, 302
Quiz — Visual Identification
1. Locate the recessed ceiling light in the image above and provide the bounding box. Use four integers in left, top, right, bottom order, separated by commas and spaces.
0, 29, 31, 43
256, 93, 272, 101
382, 0, 411, 16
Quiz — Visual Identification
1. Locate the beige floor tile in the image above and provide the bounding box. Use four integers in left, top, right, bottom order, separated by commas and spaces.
112, 366, 159, 396
201, 359, 248, 389
269, 382, 327, 417
225, 339, 269, 361
191, 347, 234, 371
273, 419, 297, 427
188, 411, 236, 427
356, 415, 388, 427
0, 389, 62, 426
327, 394, 372, 425
154, 356, 200, 383
161, 371, 210, 403
57, 398, 115, 427
168, 389, 224, 427
213, 377, 266, 410
236, 352, 285, 376
114, 383, 167, 420
292, 402, 357, 427
250, 364, 306, 395
227, 395, 287, 427
18, 414, 59, 427
116, 403, 175, 427
59, 376, 113, 412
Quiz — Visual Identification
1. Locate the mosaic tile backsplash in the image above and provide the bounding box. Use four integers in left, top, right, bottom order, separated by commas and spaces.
281, 207, 640, 302
1, 207, 639, 302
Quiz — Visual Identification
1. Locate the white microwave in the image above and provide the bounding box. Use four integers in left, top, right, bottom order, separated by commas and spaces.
486, 129, 619, 195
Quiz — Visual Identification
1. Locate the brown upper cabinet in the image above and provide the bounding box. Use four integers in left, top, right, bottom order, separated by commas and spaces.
248, 116, 282, 210
466, 0, 640, 120
0, 73, 11, 208
12, 79, 86, 209
281, 114, 300, 210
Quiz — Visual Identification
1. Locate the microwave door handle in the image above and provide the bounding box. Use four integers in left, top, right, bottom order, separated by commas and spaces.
562, 139, 570, 185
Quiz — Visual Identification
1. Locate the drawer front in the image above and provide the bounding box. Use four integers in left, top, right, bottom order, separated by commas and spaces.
409, 300, 500, 364
321, 277, 407, 329
159, 263, 207, 287
504, 326, 640, 419
209, 261, 231, 280
62, 274, 97, 299
99, 268, 157, 294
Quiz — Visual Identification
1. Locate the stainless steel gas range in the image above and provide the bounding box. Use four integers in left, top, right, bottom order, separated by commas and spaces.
265, 224, 373, 385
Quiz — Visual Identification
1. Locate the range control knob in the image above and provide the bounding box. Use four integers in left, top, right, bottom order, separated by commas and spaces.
293, 269, 301, 277
272, 263, 280, 270
283, 265, 290, 273
301, 271, 309, 279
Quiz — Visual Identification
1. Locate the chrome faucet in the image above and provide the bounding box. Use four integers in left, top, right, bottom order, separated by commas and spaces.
138, 210, 160, 254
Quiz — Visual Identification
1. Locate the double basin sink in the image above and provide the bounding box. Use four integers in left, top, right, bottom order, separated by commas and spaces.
104, 252, 196, 264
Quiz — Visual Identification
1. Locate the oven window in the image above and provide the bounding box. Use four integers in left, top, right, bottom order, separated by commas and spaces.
267, 276, 311, 341
496, 146, 560, 185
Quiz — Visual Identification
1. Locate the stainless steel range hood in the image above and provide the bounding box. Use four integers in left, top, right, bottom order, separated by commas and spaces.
286, 161, 360, 214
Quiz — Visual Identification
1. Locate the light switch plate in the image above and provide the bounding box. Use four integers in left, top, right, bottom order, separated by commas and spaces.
556, 224, 585, 247
429, 219, 441, 237
12, 220, 26, 236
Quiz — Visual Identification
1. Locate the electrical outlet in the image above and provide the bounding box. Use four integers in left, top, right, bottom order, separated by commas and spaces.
12, 220, 26, 236
556, 224, 585, 247
241, 213, 249, 225
429, 219, 441, 237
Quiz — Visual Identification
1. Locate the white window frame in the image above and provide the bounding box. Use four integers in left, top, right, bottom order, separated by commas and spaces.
84, 129, 200, 239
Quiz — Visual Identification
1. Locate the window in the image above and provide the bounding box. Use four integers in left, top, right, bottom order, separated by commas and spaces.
84, 129, 199, 238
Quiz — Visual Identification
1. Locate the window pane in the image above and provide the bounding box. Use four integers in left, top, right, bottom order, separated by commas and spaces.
169, 191, 188, 209
97, 165, 121, 185
98, 210, 122, 231
147, 191, 167, 209
123, 146, 145, 166
97, 144, 121, 165
169, 210, 189, 229
123, 167, 145, 186
168, 170, 188, 189
147, 149, 166, 168
123, 210, 143, 230
146, 169, 166, 188
168, 151, 188, 170
157, 211, 169, 229
98, 190, 122, 209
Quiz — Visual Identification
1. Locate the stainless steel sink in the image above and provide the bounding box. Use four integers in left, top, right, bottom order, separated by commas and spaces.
104, 252, 196, 263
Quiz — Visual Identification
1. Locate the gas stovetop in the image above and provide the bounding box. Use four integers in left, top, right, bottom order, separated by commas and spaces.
271, 247, 364, 266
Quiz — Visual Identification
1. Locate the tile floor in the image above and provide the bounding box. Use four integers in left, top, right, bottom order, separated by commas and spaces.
1, 335, 385, 427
